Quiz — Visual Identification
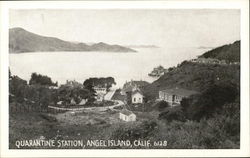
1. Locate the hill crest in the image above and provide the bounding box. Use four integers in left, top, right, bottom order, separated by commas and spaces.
9, 27, 136, 53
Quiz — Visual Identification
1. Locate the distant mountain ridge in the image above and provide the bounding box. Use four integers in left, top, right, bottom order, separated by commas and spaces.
126, 45, 159, 48
9, 27, 136, 53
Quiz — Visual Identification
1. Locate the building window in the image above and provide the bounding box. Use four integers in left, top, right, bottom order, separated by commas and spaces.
134, 98, 136, 102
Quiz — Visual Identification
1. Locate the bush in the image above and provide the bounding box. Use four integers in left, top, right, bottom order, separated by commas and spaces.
158, 106, 186, 122
181, 83, 238, 121
152, 100, 170, 111
29, 72, 57, 86
110, 120, 157, 145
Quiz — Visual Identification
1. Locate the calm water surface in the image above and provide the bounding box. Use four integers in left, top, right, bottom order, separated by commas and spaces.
9, 47, 209, 87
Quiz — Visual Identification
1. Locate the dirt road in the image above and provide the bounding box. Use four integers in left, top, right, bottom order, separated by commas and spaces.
48, 100, 124, 112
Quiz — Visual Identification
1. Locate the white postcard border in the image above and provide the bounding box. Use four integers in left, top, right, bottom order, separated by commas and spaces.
0, 0, 249, 157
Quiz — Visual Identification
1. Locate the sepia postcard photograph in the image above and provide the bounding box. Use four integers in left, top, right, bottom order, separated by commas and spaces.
0, 0, 249, 157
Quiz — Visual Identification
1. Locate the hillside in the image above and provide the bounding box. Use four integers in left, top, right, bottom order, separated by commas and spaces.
143, 41, 240, 99
199, 40, 240, 62
9, 28, 136, 53
144, 61, 240, 99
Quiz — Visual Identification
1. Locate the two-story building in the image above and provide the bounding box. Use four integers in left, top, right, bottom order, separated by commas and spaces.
93, 85, 108, 102
159, 88, 198, 106
93, 86, 107, 94
131, 90, 144, 104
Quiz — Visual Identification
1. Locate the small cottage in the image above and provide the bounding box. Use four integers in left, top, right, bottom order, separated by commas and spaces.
79, 99, 88, 105
70, 98, 77, 105
57, 101, 63, 105
131, 90, 144, 104
119, 109, 136, 122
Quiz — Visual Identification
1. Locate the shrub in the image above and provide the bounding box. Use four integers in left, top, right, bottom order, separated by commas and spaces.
152, 100, 170, 111
181, 83, 238, 121
29, 72, 57, 86
158, 106, 186, 122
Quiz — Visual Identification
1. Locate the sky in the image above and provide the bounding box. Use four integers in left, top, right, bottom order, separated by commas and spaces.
9, 9, 240, 48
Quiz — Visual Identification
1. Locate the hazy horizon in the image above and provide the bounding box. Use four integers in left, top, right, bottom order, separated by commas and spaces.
10, 9, 240, 48
9, 9, 240, 87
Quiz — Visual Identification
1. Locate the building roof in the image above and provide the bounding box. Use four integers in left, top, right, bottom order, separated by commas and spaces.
120, 109, 135, 116
122, 85, 133, 93
132, 89, 144, 96
64, 80, 83, 88
131, 80, 149, 87
160, 88, 198, 97
93, 85, 107, 89
123, 80, 149, 89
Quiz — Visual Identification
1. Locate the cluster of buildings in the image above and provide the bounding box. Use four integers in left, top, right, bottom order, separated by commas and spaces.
190, 57, 239, 65
190, 58, 226, 65
118, 80, 149, 122
57, 80, 200, 123
148, 65, 168, 77
121, 80, 149, 104
118, 79, 199, 122
65, 80, 84, 88
93, 85, 107, 102
56, 80, 109, 106
57, 80, 88, 106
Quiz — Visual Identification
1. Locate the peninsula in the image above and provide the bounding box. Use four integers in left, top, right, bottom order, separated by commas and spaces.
9, 27, 137, 53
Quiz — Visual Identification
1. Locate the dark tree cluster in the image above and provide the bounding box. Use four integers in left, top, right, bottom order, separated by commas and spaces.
57, 84, 95, 105
9, 73, 56, 108
180, 82, 239, 121
83, 77, 116, 90
29, 72, 58, 86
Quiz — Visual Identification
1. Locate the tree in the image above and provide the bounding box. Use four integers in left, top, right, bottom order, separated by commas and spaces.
57, 84, 96, 105
181, 83, 238, 121
151, 100, 170, 111
158, 106, 186, 122
83, 77, 116, 91
29, 73, 57, 86
9, 75, 28, 102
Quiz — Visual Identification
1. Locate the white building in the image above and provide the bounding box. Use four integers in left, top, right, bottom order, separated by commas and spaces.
95, 93, 105, 102
132, 90, 144, 104
70, 98, 76, 105
159, 87, 198, 106
79, 99, 88, 105
57, 101, 63, 105
121, 80, 149, 95
119, 109, 136, 122
93, 86, 107, 102
93, 86, 107, 94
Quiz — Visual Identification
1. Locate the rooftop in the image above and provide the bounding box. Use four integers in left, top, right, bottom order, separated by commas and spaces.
120, 109, 135, 116
122, 85, 133, 93
132, 89, 144, 96
123, 80, 149, 89
160, 88, 199, 97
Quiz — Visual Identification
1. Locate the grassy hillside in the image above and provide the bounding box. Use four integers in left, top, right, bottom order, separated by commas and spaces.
9, 27, 136, 53
144, 41, 240, 99
144, 61, 240, 100
199, 40, 240, 62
